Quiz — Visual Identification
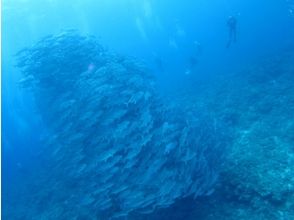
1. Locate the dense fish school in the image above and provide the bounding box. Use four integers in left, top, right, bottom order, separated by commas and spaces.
16, 31, 228, 219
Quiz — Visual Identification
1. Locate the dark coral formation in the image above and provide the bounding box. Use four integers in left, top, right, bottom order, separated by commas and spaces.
15, 31, 227, 219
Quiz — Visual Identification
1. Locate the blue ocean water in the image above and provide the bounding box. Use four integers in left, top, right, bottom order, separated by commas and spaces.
2, 0, 294, 219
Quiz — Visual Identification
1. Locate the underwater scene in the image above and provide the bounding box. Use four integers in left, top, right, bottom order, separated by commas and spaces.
2, 0, 294, 219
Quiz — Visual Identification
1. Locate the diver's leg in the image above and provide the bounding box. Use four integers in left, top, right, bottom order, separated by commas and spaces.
226, 30, 232, 48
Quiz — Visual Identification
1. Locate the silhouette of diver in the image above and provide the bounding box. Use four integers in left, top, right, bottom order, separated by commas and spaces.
226, 16, 237, 48
188, 41, 202, 70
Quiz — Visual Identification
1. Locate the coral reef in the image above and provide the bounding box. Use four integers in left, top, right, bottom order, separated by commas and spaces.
168, 50, 294, 219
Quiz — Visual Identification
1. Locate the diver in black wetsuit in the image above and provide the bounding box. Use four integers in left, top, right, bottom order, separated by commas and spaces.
226, 16, 237, 48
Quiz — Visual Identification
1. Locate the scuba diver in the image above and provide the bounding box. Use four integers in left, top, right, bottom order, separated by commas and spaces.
185, 41, 202, 75
226, 16, 237, 48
